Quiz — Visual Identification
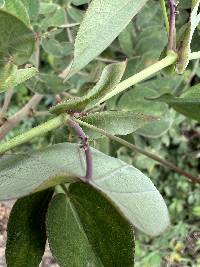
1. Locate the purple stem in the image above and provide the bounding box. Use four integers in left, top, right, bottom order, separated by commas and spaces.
68, 118, 93, 182
168, 0, 176, 51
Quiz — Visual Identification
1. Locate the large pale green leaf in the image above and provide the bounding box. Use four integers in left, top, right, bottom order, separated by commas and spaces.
50, 62, 126, 114
47, 186, 135, 267
0, 143, 169, 236
6, 190, 53, 267
147, 84, 200, 121
66, 0, 150, 78
0, 63, 37, 92
0, 9, 35, 65
4, 0, 30, 26
81, 111, 157, 139
177, 0, 200, 73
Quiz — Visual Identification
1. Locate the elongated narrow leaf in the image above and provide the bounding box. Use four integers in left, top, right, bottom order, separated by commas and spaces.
147, 84, 200, 121
177, 1, 200, 73
81, 111, 157, 139
66, 0, 150, 78
47, 186, 134, 267
0, 9, 35, 64
0, 63, 37, 92
50, 62, 126, 114
6, 190, 53, 267
0, 143, 169, 235
4, 0, 30, 26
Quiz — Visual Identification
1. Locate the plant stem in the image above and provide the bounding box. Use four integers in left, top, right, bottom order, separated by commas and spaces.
97, 51, 177, 104
68, 118, 92, 181
160, 0, 169, 34
168, 0, 176, 51
0, 114, 66, 154
76, 119, 200, 185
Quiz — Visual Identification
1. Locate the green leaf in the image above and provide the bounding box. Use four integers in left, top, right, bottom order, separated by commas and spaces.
68, 6, 85, 23
6, 190, 53, 267
81, 111, 157, 139
0, 63, 37, 92
176, 0, 200, 74
66, 0, 150, 78
41, 6, 66, 30
118, 22, 134, 56
0, 143, 169, 236
136, 111, 174, 138
50, 62, 126, 114
20, 0, 39, 21
147, 84, 200, 121
4, 0, 30, 26
0, 9, 35, 65
41, 37, 73, 58
117, 77, 182, 137
47, 184, 135, 267
26, 73, 70, 95
71, 0, 89, 5
39, 2, 57, 15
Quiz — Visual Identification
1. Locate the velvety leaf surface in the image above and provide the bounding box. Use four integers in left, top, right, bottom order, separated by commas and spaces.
0, 143, 169, 236
148, 84, 200, 121
4, 0, 30, 26
20, 0, 40, 21
50, 62, 126, 114
66, 0, 150, 78
0, 63, 37, 92
81, 111, 157, 139
0, 9, 35, 65
6, 189, 53, 267
47, 185, 135, 267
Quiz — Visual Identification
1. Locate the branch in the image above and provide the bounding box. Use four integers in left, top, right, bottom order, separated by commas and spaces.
168, 0, 176, 51
68, 118, 92, 182
0, 94, 43, 140
76, 119, 200, 185
0, 114, 65, 153
0, 88, 14, 124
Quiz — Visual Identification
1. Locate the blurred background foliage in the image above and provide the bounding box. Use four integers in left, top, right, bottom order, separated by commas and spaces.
0, 0, 200, 266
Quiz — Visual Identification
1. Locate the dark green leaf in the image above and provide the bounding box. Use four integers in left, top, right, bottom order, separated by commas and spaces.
0, 143, 169, 235
47, 184, 135, 267
81, 111, 157, 139
0, 9, 35, 65
6, 189, 53, 267
147, 84, 200, 121
50, 62, 126, 114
